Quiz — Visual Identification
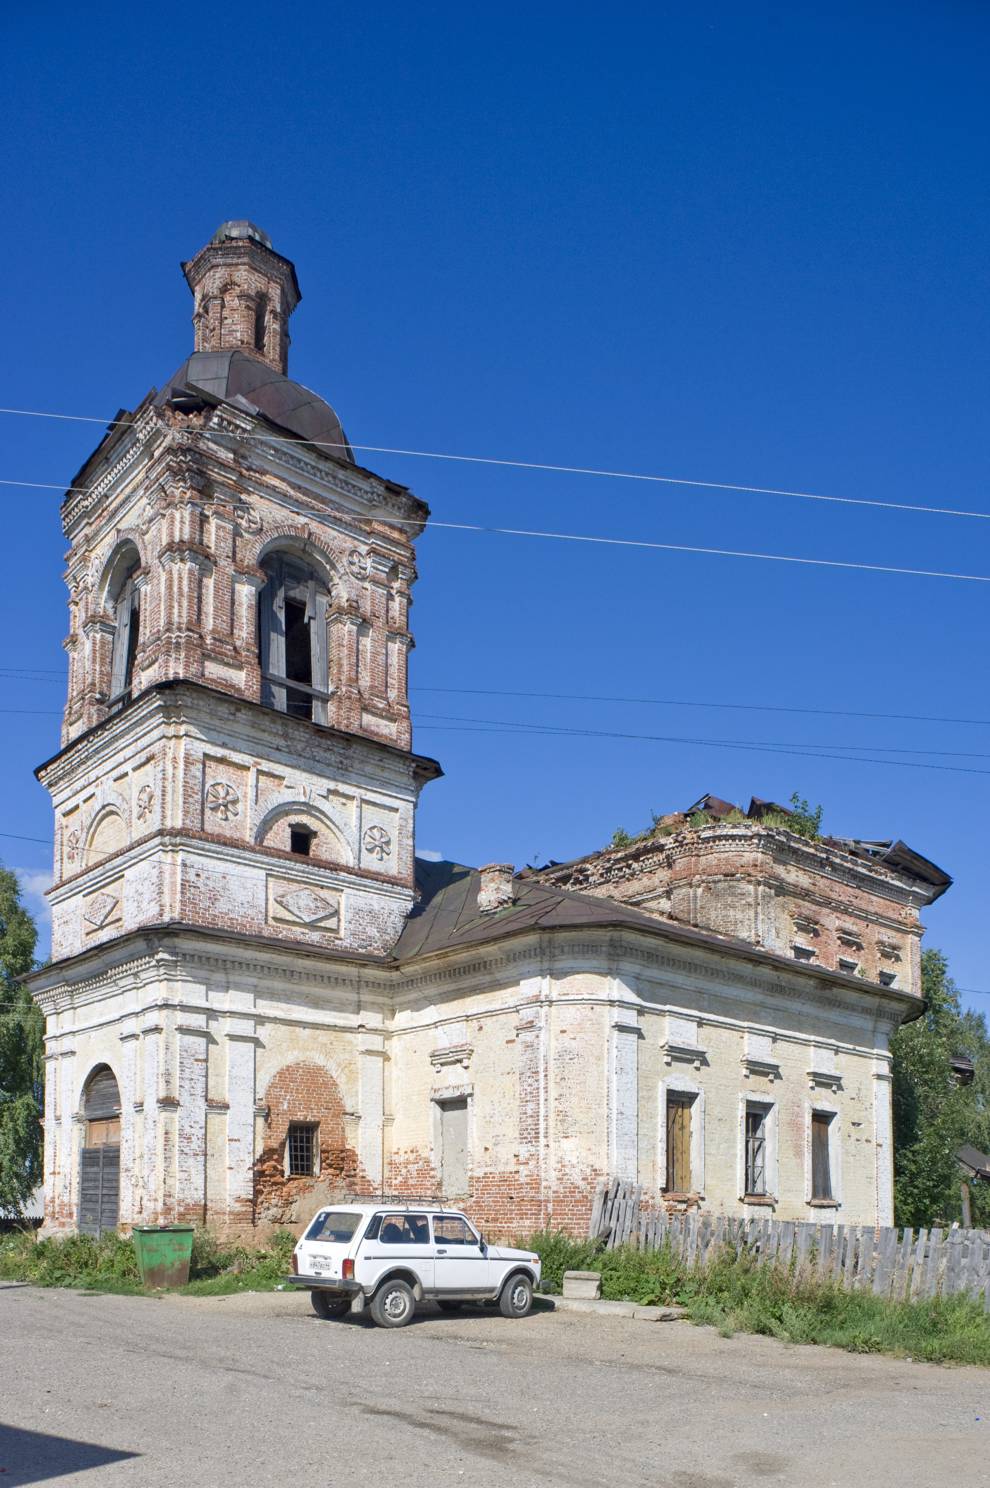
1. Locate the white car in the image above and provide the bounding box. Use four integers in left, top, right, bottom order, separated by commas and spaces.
287, 1202, 542, 1329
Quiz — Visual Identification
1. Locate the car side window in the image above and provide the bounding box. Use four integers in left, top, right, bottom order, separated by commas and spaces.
433, 1215, 478, 1246
363, 1213, 383, 1241
379, 1213, 429, 1244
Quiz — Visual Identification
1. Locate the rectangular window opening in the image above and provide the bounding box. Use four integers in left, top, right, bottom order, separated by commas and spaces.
290, 826, 314, 856
286, 1122, 318, 1178
744, 1107, 768, 1196
811, 1112, 833, 1201
665, 1093, 694, 1193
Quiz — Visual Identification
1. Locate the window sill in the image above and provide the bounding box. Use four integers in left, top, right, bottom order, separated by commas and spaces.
807, 1198, 839, 1208
741, 1195, 775, 1206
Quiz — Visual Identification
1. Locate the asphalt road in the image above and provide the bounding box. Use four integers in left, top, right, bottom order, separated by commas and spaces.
2, 1282, 988, 1488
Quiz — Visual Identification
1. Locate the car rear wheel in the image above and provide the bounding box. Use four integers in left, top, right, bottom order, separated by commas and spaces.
499, 1273, 533, 1318
311, 1290, 349, 1320
370, 1279, 416, 1328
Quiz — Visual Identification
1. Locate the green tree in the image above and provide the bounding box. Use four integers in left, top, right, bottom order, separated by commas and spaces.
891, 948, 969, 1227
0, 866, 41, 1217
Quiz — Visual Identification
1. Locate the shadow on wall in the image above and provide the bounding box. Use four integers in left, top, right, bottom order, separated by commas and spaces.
254, 1060, 363, 1227
0, 1423, 139, 1485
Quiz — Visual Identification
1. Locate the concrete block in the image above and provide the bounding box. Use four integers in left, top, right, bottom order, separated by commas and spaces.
563, 1270, 602, 1300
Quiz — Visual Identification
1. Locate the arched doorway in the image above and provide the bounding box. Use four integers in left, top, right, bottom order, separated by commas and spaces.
78, 1066, 121, 1235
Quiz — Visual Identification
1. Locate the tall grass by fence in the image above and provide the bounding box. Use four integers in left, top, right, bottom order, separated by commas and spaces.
589, 1179, 990, 1310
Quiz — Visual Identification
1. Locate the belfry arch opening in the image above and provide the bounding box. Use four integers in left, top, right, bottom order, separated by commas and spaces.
104, 543, 142, 709
78, 1065, 121, 1236
258, 551, 331, 723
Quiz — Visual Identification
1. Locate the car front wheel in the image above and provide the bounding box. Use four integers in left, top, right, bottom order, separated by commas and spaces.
311, 1290, 350, 1320
499, 1273, 533, 1318
370, 1279, 416, 1328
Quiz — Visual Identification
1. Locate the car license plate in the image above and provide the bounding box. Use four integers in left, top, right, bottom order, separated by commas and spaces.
312, 1256, 336, 1274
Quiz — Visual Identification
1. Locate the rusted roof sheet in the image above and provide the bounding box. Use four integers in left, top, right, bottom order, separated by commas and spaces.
392, 859, 918, 1002
958, 1144, 990, 1182
158, 350, 355, 463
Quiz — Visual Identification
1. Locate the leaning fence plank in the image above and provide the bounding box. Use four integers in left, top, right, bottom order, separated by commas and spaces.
843, 1227, 859, 1290
590, 1179, 607, 1239
872, 1227, 897, 1297
922, 1227, 944, 1299
891, 1228, 913, 1301
909, 1228, 929, 1300
853, 1227, 873, 1290
944, 1233, 962, 1297
685, 1213, 700, 1270
815, 1224, 833, 1283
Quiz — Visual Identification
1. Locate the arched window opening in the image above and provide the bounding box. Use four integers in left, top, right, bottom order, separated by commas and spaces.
258, 554, 330, 723
83, 1065, 121, 1146
254, 293, 268, 352
108, 561, 141, 709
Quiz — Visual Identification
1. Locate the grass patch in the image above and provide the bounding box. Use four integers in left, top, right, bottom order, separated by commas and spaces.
0, 1226, 296, 1296
522, 1229, 990, 1366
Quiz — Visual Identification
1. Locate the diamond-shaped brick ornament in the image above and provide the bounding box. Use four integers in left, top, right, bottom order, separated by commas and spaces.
84, 892, 119, 928
273, 888, 339, 926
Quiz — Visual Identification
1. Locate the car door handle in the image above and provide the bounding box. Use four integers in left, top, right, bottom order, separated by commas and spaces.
437, 1248, 447, 1254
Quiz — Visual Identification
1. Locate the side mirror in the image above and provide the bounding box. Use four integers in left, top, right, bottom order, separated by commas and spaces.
479, 1237, 488, 1255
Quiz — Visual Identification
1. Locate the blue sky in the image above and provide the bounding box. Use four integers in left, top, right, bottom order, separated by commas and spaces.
1, 3, 987, 1010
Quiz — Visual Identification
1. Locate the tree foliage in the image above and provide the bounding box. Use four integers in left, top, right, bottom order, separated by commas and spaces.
0, 866, 41, 1217
891, 948, 990, 1228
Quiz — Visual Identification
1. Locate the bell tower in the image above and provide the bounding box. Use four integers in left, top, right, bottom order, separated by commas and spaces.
32, 223, 440, 1234
182, 219, 300, 374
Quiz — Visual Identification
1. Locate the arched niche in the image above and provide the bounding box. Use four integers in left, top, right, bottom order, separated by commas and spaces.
255, 802, 351, 864
84, 807, 127, 867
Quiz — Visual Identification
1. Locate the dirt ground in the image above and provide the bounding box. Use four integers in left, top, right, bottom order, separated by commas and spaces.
2, 1282, 988, 1487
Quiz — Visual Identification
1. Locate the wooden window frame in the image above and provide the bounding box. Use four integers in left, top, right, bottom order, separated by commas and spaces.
259, 555, 331, 724
108, 574, 141, 708
808, 1105, 840, 1207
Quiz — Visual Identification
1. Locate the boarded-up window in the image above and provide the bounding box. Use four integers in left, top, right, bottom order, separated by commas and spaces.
745, 1106, 767, 1195
811, 1112, 833, 1200
665, 1094, 693, 1193
439, 1098, 468, 1197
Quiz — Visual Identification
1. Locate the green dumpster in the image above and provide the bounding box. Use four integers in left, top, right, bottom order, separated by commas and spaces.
133, 1225, 194, 1288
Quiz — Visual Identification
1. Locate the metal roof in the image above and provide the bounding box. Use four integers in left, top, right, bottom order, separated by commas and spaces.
391, 860, 922, 1006
958, 1144, 990, 1182
158, 350, 354, 463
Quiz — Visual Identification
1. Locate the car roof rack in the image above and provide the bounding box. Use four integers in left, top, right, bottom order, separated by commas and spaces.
350, 1193, 450, 1210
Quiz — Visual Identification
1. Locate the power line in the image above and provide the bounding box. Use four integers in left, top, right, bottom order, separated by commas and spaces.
3, 476, 990, 584
414, 713, 990, 775
5, 665, 990, 734
1, 403, 989, 523
412, 686, 990, 730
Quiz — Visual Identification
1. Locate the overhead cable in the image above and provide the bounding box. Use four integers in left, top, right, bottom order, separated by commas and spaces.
1, 403, 989, 523
1, 477, 988, 583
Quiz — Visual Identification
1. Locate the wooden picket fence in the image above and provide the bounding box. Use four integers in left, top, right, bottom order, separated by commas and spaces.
589, 1179, 990, 1310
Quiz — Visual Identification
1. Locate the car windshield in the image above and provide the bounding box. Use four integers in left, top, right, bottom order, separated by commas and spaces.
304, 1210, 363, 1243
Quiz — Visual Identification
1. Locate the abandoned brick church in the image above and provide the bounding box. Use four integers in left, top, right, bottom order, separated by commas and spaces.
29, 222, 951, 1238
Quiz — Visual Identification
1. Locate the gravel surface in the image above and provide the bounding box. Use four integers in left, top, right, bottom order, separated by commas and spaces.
1, 1282, 987, 1487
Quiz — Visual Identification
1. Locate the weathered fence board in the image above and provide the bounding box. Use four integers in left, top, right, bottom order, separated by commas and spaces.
587, 1182, 990, 1309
